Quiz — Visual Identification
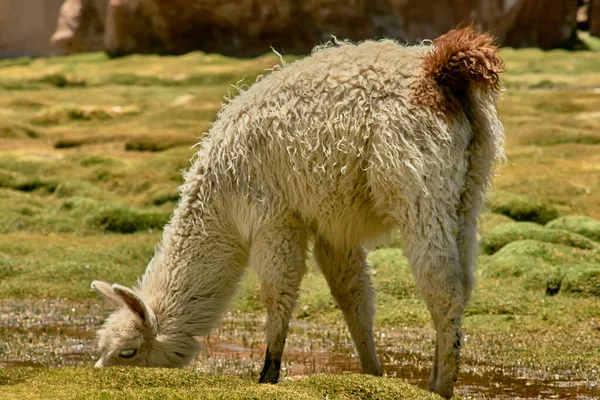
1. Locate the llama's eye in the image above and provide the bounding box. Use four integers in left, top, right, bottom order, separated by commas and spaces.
119, 349, 137, 358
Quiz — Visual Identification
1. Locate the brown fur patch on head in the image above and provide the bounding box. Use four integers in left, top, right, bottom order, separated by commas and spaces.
412, 24, 505, 116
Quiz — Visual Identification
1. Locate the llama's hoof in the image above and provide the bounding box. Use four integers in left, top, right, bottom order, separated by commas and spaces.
364, 365, 383, 377
258, 349, 281, 384
258, 369, 280, 384
432, 381, 455, 399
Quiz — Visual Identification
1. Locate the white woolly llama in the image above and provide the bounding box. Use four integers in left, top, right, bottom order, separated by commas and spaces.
91, 26, 504, 399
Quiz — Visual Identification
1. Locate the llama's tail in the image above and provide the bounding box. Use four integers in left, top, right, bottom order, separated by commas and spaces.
415, 26, 506, 303
413, 25, 504, 114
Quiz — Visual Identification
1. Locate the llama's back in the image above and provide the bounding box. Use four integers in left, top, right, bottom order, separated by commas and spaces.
193, 35, 502, 246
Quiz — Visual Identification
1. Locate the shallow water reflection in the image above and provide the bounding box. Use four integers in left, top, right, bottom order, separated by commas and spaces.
1, 299, 597, 399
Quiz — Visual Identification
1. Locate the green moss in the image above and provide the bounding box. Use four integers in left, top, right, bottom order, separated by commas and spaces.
103, 71, 249, 87
488, 191, 559, 224
0, 56, 32, 69
546, 216, 600, 242
0, 172, 58, 193
53, 134, 122, 149
0, 368, 436, 400
32, 105, 140, 125
533, 99, 585, 114
0, 235, 155, 298
482, 240, 600, 297
75, 155, 123, 167
89, 206, 170, 233
562, 266, 600, 297
369, 248, 416, 298
0, 121, 41, 139
481, 222, 597, 254
150, 188, 180, 206
0, 254, 18, 280
125, 134, 197, 152
35, 73, 86, 88
479, 212, 515, 236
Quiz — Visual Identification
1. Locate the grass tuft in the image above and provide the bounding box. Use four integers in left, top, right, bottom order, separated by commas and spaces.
89, 206, 171, 233
481, 221, 597, 254
54, 134, 124, 149
483, 240, 600, 297
35, 73, 86, 88
32, 105, 140, 125
125, 134, 198, 152
546, 215, 600, 242
0, 122, 42, 139
0, 172, 58, 193
488, 191, 559, 224
150, 189, 180, 206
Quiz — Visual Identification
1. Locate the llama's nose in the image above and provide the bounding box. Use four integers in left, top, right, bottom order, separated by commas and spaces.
94, 358, 104, 368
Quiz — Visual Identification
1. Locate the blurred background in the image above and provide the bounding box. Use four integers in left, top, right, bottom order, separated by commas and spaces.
1, 0, 598, 59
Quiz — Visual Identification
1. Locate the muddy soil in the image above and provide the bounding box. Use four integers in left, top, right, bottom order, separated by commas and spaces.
0, 299, 597, 399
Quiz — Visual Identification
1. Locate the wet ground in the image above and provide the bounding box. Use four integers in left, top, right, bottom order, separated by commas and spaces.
1, 299, 598, 399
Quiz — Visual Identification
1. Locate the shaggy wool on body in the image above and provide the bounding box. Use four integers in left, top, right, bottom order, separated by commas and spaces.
92, 25, 504, 399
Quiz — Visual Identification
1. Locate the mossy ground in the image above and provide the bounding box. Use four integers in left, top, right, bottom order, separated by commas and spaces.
1, 43, 600, 398
0, 369, 438, 400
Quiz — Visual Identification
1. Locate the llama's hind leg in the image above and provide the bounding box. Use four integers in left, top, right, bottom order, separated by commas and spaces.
251, 224, 307, 384
400, 202, 465, 399
313, 236, 382, 376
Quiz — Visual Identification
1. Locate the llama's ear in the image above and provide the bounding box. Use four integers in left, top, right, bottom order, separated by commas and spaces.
91, 280, 124, 308
112, 284, 156, 331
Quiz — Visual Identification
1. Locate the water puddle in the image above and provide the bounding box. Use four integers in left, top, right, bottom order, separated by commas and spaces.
1, 299, 597, 399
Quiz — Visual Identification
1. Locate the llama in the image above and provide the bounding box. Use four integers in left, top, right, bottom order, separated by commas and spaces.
91, 26, 504, 398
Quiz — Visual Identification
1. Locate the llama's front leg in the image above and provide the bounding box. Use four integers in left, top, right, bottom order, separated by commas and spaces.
314, 237, 382, 376
251, 224, 307, 384
401, 206, 466, 399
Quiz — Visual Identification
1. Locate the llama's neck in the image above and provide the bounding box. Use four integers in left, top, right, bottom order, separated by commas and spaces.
138, 181, 247, 338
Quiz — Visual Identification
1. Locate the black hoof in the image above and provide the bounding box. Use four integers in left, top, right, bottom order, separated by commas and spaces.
258, 349, 281, 384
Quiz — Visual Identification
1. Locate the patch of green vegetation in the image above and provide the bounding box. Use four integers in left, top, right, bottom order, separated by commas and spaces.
0, 254, 18, 280
0, 171, 58, 194
0, 121, 41, 139
481, 222, 597, 254
500, 47, 600, 87
0, 234, 155, 298
546, 215, 600, 242
562, 265, 600, 297
369, 249, 416, 298
481, 240, 600, 297
125, 134, 197, 152
150, 188, 180, 206
0, 368, 436, 400
0, 56, 31, 69
32, 105, 140, 125
103, 71, 243, 87
35, 73, 86, 88
73, 155, 123, 168
533, 99, 585, 114
53, 134, 123, 149
479, 212, 515, 236
488, 191, 559, 224
527, 79, 567, 89
89, 206, 170, 233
